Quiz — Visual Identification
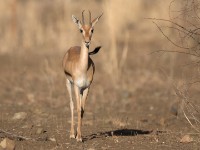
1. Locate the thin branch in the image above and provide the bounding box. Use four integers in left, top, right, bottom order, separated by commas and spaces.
182, 106, 200, 132
149, 49, 200, 57
0, 129, 49, 141
165, 26, 200, 44
146, 18, 200, 36
152, 21, 192, 49
193, 0, 200, 20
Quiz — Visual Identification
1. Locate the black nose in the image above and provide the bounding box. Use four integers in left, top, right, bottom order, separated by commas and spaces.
85, 42, 90, 46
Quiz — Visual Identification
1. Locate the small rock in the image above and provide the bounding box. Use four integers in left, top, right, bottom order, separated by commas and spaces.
159, 118, 165, 126
27, 93, 35, 103
154, 137, 159, 142
170, 104, 178, 116
21, 124, 34, 129
180, 135, 193, 143
12, 112, 27, 120
149, 106, 154, 110
48, 137, 56, 142
0, 138, 15, 150
36, 128, 44, 134
111, 131, 114, 136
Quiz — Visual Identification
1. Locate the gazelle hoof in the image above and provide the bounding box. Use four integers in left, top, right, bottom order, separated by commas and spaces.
76, 137, 82, 142
70, 134, 75, 139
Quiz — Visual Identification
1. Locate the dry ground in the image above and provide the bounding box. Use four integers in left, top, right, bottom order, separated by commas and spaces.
0, 51, 200, 150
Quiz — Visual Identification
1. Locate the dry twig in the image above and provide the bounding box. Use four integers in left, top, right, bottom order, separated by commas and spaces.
0, 129, 49, 141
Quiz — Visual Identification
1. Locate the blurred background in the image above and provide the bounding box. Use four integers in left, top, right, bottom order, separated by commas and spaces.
0, 0, 176, 86
0, 0, 169, 53
1, 0, 199, 100
0, 0, 200, 149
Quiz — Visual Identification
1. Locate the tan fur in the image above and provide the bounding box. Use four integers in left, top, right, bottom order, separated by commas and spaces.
63, 11, 102, 142
62, 45, 95, 87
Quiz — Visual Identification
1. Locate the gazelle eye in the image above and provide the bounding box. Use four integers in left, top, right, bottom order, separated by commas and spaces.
91, 29, 94, 33
80, 29, 83, 33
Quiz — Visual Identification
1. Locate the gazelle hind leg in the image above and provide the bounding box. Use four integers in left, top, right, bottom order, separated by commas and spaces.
66, 79, 75, 138
81, 88, 89, 118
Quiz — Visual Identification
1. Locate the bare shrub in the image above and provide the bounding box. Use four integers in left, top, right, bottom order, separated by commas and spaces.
149, 0, 200, 132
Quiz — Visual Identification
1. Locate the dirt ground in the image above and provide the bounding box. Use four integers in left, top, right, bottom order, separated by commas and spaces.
0, 50, 200, 150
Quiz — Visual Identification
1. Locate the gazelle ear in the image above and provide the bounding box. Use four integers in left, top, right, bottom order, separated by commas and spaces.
72, 15, 82, 28
91, 13, 103, 27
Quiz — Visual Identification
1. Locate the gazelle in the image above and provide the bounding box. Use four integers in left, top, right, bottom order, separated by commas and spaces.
62, 11, 103, 142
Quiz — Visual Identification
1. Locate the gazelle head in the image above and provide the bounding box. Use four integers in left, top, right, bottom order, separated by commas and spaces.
72, 11, 103, 48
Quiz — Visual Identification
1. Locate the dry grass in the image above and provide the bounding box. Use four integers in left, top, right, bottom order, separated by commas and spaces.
0, 0, 175, 92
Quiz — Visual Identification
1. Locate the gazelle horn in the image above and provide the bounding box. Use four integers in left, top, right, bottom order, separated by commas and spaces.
89, 10, 91, 25
82, 10, 85, 25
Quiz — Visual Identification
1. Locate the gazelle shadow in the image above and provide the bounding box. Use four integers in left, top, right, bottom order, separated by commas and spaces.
83, 129, 153, 141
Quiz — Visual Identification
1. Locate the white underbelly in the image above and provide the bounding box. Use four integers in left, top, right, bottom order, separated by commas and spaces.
75, 77, 90, 89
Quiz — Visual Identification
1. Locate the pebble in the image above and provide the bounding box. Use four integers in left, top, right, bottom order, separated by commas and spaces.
0, 138, 15, 150
180, 135, 193, 143
36, 128, 44, 134
12, 112, 27, 120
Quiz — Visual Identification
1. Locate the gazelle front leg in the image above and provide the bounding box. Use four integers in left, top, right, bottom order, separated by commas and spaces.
74, 85, 83, 142
66, 79, 75, 139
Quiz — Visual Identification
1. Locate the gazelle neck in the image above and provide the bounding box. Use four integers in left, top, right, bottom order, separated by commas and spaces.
79, 41, 89, 72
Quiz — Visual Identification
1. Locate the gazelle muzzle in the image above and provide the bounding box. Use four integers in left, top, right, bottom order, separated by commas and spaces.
85, 41, 91, 47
